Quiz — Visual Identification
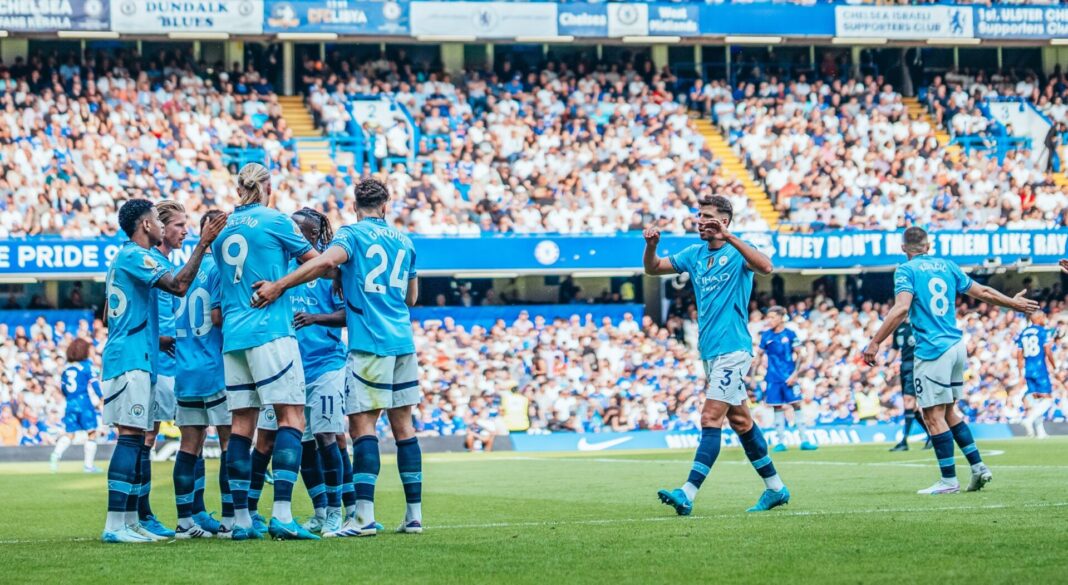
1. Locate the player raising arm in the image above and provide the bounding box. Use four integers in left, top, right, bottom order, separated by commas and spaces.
645, 196, 790, 516
100, 199, 226, 544
862, 227, 1038, 495
252, 179, 423, 537
212, 163, 322, 541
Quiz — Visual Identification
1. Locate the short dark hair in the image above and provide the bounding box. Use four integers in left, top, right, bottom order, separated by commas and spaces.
767, 306, 787, 317
118, 199, 155, 238
699, 195, 733, 223
200, 209, 225, 231
354, 178, 389, 211
903, 226, 928, 248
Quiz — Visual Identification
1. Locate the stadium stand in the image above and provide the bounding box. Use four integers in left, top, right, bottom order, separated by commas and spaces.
3, 295, 1065, 446
1, 47, 1066, 446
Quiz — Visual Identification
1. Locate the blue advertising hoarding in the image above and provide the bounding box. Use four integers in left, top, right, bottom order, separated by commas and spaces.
265, 0, 408, 35
509, 423, 1014, 453
1, 231, 1066, 277
647, 4, 699, 37
0, 0, 109, 32
700, 3, 835, 37
557, 3, 606, 38
974, 6, 1068, 39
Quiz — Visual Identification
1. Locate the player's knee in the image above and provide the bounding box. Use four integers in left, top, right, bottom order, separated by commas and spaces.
315, 433, 337, 448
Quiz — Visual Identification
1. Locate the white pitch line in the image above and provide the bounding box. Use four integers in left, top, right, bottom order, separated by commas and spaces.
2, 501, 1066, 544
430, 501, 1068, 531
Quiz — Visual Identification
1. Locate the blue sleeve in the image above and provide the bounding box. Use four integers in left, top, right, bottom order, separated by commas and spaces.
274, 215, 313, 260
953, 262, 974, 294
893, 265, 914, 296
668, 245, 692, 275
408, 239, 418, 279
207, 265, 222, 309
91, 378, 102, 400
329, 226, 357, 261
127, 247, 169, 288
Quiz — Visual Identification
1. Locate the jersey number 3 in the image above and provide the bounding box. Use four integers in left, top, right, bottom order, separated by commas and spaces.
364, 244, 408, 294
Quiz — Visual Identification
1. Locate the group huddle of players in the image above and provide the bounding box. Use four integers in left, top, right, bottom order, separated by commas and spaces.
85, 164, 422, 543
48, 165, 1060, 542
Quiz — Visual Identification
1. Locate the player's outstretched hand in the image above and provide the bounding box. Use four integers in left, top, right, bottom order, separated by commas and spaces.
861, 342, 879, 366
293, 312, 318, 329
1012, 289, 1040, 315
199, 212, 229, 246
251, 280, 284, 309
643, 225, 660, 246
1060, 259, 1068, 274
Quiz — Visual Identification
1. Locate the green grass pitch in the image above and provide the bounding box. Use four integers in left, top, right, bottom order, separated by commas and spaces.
3, 438, 1067, 584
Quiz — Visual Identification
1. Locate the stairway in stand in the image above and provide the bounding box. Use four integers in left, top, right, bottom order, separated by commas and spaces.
694, 118, 779, 230
903, 96, 962, 165
278, 95, 333, 173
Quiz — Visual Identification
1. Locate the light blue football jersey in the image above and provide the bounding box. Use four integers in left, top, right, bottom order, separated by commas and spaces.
1016, 325, 1051, 381
151, 248, 177, 377
669, 242, 754, 359
174, 255, 225, 399
893, 256, 973, 361
211, 203, 312, 353
289, 260, 346, 384
102, 241, 170, 380
330, 217, 417, 356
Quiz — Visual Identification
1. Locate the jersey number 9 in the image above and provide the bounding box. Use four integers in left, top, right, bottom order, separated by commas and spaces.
222, 234, 249, 284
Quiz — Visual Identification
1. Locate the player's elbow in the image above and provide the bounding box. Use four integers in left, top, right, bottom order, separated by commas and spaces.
751, 259, 774, 276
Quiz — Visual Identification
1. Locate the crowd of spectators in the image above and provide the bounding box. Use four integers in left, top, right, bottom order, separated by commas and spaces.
3, 292, 1064, 447
714, 72, 1068, 231
6, 48, 1068, 239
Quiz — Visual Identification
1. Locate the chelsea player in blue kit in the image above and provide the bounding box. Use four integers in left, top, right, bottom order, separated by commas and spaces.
100, 199, 226, 543
212, 163, 321, 541
1015, 312, 1056, 439
252, 179, 423, 536
757, 306, 817, 452
172, 209, 234, 539
49, 338, 103, 473
644, 196, 791, 515
864, 227, 1038, 495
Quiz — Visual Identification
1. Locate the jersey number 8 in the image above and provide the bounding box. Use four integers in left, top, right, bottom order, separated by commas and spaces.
928, 277, 949, 317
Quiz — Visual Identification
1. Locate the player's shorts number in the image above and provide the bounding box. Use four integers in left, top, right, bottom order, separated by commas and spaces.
176, 288, 213, 338
914, 378, 924, 396
720, 369, 743, 389
928, 277, 949, 317
364, 244, 408, 294
1022, 334, 1041, 358
320, 395, 334, 416
221, 234, 248, 284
